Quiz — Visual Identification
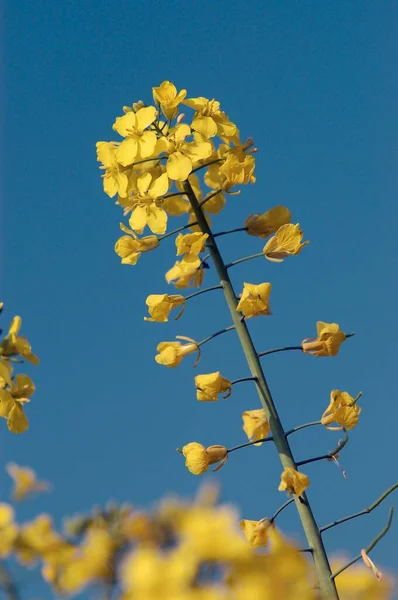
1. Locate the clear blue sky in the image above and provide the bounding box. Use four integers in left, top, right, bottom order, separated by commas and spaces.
3, 0, 397, 594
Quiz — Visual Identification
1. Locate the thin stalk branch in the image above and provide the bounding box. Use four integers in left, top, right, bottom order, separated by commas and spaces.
259, 346, 302, 358
213, 227, 248, 238
230, 376, 257, 386
228, 436, 274, 453
200, 189, 223, 209
321, 483, 398, 533
132, 156, 166, 166
226, 252, 264, 269
331, 507, 394, 579
191, 158, 223, 174
159, 223, 197, 241
296, 430, 349, 467
183, 178, 339, 599
0, 563, 19, 600
285, 421, 321, 437
197, 325, 235, 348
184, 285, 222, 301
270, 498, 295, 522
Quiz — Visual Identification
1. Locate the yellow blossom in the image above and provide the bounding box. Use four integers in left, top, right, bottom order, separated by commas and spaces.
333, 556, 393, 600
278, 468, 310, 496
181, 442, 228, 475
175, 232, 208, 266
219, 149, 256, 188
236, 282, 272, 318
127, 172, 169, 235
242, 409, 270, 445
95, 142, 129, 198
263, 223, 309, 262
0, 360, 13, 387
165, 260, 205, 289
245, 206, 291, 238
240, 518, 272, 548
194, 372, 232, 401
114, 223, 159, 265
321, 390, 361, 430
183, 96, 237, 141
302, 321, 346, 357
153, 81, 187, 119
155, 336, 200, 368
144, 294, 186, 322
1, 316, 39, 364
155, 123, 212, 181
0, 503, 18, 558
6, 463, 51, 501
112, 106, 158, 167
15, 514, 69, 566
0, 374, 35, 433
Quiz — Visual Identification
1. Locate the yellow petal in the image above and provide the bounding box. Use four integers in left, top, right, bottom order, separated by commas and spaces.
116, 137, 138, 167
147, 207, 168, 235
7, 403, 29, 434
166, 152, 192, 181
138, 131, 157, 158
135, 106, 157, 131
129, 206, 147, 233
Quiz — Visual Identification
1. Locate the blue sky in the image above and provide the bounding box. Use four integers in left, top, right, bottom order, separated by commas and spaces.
3, 0, 398, 594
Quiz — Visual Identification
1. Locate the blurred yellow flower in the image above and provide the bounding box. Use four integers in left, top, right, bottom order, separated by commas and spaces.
153, 81, 187, 119
144, 294, 186, 322
156, 123, 212, 181
181, 442, 228, 475
165, 260, 204, 289
0, 374, 35, 434
6, 463, 51, 501
194, 372, 232, 401
183, 96, 237, 140
321, 390, 361, 430
278, 468, 309, 496
16, 514, 68, 566
114, 223, 159, 265
245, 206, 291, 238
96, 142, 129, 198
155, 336, 200, 367
240, 518, 272, 548
263, 223, 309, 262
0, 503, 18, 557
175, 232, 208, 267
1, 316, 39, 364
236, 282, 272, 318
112, 106, 157, 167
302, 321, 346, 357
332, 556, 393, 600
128, 172, 169, 235
242, 409, 270, 445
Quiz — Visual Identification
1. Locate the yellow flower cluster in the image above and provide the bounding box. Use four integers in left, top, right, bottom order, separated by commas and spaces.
0, 308, 39, 434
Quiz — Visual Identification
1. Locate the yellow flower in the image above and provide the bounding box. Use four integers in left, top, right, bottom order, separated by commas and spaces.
263, 223, 309, 262
144, 294, 186, 322
112, 106, 157, 167
95, 142, 129, 198
114, 223, 159, 265
15, 514, 68, 566
183, 96, 237, 141
242, 409, 270, 445
194, 372, 232, 401
0, 374, 35, 434
278, 468, 309, 496
6, 463, 51, 501
0, 360, 13, 387
302, 321, 346, 357
236, 282, 272, 318
245, 206, 291, 238
219, 149, 256, 188
165, 260, 205, 289
0, 503, 18, 558
239, 518, 272, 548
175, 232, 208, 267
127, 172, 169, 235
181, 442, 228, 475
155, 336, 200, 368
153, 81, 187, 119
1, 316, 39, 364
156, 123, 212, 181
321, 390, 361, 430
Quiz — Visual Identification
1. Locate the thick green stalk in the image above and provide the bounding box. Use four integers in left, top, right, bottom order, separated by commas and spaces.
184, 180, 339, 600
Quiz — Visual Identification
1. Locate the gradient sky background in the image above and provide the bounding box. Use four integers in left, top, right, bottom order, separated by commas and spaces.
2, 0, 398, 596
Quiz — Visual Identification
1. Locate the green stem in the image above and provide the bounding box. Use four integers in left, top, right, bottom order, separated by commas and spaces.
197, 325, 235, 348
285, 421, 321, 437
159, 223, 197, 241
199, 189, 223, 209
226, 252, 264, 269
183, 178, 339, 600
213, 227, 248, 238
270, 498, 295, 522
185, 285, 222, 301
258, 346, 303, 358
228, 436, 274, 452
331, 507, 394, 579
0, 563, 19, 600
